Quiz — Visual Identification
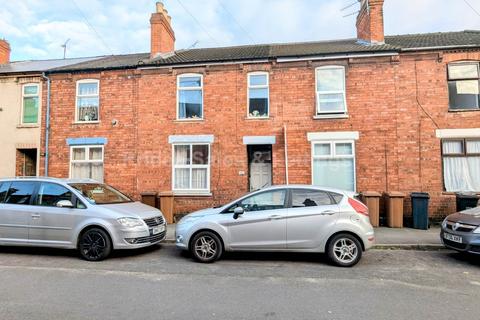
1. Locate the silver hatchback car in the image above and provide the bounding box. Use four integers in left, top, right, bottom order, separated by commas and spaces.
176, 185, 375, 267
0, 177, 166, 261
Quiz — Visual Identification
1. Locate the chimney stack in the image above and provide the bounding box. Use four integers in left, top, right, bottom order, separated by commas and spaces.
356, 0, 385, 45
150, 2, 175, 58
0, 39, 11, 64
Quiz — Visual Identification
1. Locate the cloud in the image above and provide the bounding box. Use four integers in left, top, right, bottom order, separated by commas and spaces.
1, 0, 480, 61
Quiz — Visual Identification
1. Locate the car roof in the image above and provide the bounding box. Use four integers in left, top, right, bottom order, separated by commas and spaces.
0, 177, 100, 184
255, 184, 354, 195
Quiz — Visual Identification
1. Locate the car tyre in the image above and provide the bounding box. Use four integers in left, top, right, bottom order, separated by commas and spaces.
79, 228, 112, 261
327, 233, 362, 267
190, 231, 223, 263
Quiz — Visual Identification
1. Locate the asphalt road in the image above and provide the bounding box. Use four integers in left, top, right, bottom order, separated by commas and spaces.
0, 245, 478, 320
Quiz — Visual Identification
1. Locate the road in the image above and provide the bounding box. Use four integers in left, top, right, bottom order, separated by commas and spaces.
0, 245, 478, 320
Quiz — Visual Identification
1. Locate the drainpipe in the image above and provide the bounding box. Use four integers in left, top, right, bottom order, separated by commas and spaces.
41, 72, 51, 176
283, 124, 289, 185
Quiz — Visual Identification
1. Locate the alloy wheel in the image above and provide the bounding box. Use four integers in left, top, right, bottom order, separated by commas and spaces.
81, 231, 107, 260
194, 235, 217, 260
332, 238, 358, 264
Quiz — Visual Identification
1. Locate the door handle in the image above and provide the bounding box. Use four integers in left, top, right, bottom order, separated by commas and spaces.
320, 210, 336, 215
31, 214, 41, 219
268, 215, 283, 220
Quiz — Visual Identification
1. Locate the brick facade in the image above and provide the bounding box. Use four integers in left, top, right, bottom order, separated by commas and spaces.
40, 49, 480, 221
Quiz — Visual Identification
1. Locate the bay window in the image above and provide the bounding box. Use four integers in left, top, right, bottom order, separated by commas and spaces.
70, 145, 104, 182
173, 144, 210, 192
442, 139, 480, 191
177, 74, 203, 120
22, 84, 39, 124
315, 66, 347, 116
248, 72, 269, 118
447, 62, 480, 110
76, 80, 99, 122
311, 141, 355, 191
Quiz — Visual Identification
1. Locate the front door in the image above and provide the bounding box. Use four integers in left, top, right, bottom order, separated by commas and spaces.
0, 181, 35, 244
16, 149, 37, 177
29, 182, 77, 246
248, 145, 272, 191
223, 189, 287, 250
287, 188, 340, 249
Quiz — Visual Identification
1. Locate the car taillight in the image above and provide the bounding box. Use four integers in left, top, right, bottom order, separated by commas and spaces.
348, 198, 369, 216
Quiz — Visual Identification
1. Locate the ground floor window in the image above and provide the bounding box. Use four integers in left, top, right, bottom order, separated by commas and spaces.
70, 145, 104, 182
311, 141, 355, 191
442, 139, 480, 191
173, 144, 210, 192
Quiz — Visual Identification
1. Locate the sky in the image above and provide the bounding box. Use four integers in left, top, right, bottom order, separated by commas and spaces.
1, 0, 480, 61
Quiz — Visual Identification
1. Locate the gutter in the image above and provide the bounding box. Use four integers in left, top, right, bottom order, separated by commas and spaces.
276, 52, 399, 63
137, 59, 270, 70
41, 72, 51, 176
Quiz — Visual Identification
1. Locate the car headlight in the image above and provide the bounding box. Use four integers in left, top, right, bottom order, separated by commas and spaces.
117, 217, 144, 228
474, 227, 480, 234
441, 218, 448, 229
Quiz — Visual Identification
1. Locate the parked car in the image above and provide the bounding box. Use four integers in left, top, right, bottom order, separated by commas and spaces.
175, 185, 375, 267
0, 177, 166, 261
440, 206, 480, 255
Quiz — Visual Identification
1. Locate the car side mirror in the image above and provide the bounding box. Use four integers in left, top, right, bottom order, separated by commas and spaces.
56, 200, 74, 208
233, 206, 244, 220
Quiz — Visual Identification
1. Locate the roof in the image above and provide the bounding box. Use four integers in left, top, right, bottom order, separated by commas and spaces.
48, 30, 480, 73
0, 56, 104, 74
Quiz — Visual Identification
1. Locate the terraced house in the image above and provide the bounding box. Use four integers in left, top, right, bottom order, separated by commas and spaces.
39, 0, 480, 221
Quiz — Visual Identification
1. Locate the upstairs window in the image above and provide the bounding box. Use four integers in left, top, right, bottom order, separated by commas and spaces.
442, 139, 480, 191
76, 80, 99, 122
22, 84, 39, 124
448, 62, 480, 111
315, 66, 347, 115
248, 72, 269, 118
178, 74, 203, 120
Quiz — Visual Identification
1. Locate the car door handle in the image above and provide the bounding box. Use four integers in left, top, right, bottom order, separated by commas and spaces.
320, 210, 336, 215
31, 214, 41, 219
268, 215, 283, 220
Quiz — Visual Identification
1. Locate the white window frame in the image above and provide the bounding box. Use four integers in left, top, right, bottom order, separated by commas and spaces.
172, 143, 211, 193
176, 74, 204, 121
21, 83, 40, 124
315, 66, 347, 115
75, 79, 100, 123
247, 71, 270, 119
310, 140, 356, 191
69, 145, 104, 182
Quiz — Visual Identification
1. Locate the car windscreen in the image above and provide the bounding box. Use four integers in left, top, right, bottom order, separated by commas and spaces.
69, 183, 133, 205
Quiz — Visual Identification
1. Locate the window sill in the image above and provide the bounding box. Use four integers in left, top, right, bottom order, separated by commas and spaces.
448, 109, 480, 113
17, 124, 39, 128
174, 118, 204, 123
173, 191, 212, 197
313, 113, 349, 120
246, 116, 270, 120
72, 121, 100, 125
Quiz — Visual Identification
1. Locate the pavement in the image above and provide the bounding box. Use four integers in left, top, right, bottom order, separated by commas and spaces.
0, 244, 478, 320
165, 223, 443, 249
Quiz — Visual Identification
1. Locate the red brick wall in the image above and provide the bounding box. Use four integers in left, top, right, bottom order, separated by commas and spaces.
41, 49, 480, 220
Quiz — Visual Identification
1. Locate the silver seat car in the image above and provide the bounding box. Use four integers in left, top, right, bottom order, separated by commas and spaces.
0, 177, 166, 261
176, 185, 375, 267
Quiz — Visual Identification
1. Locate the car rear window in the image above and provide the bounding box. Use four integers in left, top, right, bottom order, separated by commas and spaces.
291, 189, 333, 207
4, 181, 36, 205
330, 192, 344, 204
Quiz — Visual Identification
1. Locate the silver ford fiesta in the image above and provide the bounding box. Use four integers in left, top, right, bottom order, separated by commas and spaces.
0, 177, 166, 261
176, 185, 375, 267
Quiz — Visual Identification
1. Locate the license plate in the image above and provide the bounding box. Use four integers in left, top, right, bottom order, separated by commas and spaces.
151, 225, 165, 235
444, 232, 462, 243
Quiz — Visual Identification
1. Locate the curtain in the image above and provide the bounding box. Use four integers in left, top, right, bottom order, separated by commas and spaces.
174, 145, 190, 165
443, 140, 480, 191
313, 158, 354, 191
174, 168, 190, 189
192, 168, 207, 189
71, 163, 104, 182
